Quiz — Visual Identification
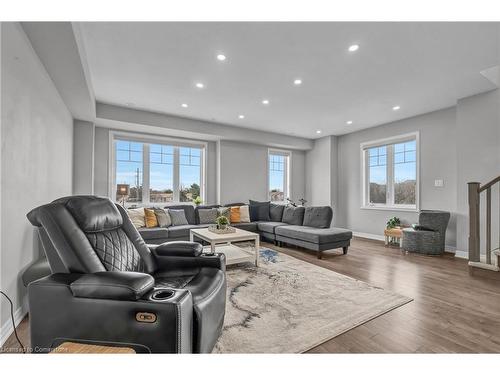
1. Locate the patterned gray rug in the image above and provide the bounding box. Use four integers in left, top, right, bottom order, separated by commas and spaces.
213, 248, 412, 353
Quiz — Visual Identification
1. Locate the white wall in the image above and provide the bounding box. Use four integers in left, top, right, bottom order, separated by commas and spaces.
206, 139, 307, 205
305, 135, 339, 225
455, 90, 500, 255
336, 107, 458, 246
1, 23, 73, 341
305, 136, 332, 207
328, 91, 500, 254
73, 120, 94, 194
218, 140, 306, 205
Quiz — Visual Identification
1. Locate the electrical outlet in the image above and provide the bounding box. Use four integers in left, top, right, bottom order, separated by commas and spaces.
434, 179, 444, 187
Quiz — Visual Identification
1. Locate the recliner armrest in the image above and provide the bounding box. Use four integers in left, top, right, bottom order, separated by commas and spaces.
153, 241, 203, 257
70, 271, 155, 301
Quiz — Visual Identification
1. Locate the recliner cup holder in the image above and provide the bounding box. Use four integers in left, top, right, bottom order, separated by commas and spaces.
151, 289, 175, 301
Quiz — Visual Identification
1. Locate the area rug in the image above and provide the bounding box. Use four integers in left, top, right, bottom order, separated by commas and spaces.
213, 248, 412, 353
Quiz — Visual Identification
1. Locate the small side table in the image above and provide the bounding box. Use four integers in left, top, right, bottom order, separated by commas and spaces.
384, 227, 404, 247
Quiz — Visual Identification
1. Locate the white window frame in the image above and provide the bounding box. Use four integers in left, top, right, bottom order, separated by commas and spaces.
360, 131, 420, 212
267, 148, 291, 202
109, 130, 207, 206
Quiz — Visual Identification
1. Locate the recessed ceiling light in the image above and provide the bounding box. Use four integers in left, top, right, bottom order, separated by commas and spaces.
316, 130, 322, 134
392, 105, 401, 111
348, 44, 359, 52
294, 79, 302, 85
195, 82, 205, 89
217, 54, 226, 61
181, 103, 188, 108
262, 99, 270, 105
346, 120, 353, 125
238, 115, 245, 119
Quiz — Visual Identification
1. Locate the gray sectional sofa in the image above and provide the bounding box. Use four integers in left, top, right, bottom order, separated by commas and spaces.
139, 203, 352, 259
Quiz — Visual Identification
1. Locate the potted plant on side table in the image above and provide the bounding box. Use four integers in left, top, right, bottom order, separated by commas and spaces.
384, 216, 402, 246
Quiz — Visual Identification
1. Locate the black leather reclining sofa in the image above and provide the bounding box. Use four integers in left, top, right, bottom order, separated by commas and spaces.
25, 196, 226, 353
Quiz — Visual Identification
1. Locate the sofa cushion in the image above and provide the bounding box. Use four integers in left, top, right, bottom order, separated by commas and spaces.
195, 205, 221, 224
303, 206, 333, 228
282, 206, 305, 225
154, 208, 171, 227
197, 208, 218, 224
230, 206, 241, 223
239, 205, 251, 223
139, 227, 169, 241
249, 200, 271, 221
165, 204, 196, 224
275, 225, 352, 244
269, 203, 285, 222
169, 209, 189, 226
257, 221, 288, 234
167, 224, 200, 238
144, 208, 159, 228
232, 222, 258, 232
127, 207, 146, 229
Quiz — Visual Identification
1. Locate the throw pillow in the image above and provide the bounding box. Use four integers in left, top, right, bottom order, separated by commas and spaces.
169, 209, 189, 226
249, 200, 271, 221
230, 206, 241, 223
127, 207, 145, 228
239, 205, 250, 223
282, 206, 306, 225
198, 208, 218, 224
154, 208, 171, 227
269, 203, 285, 222
144, 208, 159, 228
217, 207, 231, 223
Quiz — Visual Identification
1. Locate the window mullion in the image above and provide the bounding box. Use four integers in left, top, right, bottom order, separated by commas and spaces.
387, 145, 394, 206
173, 147, 180, 202
365, 150, 370, 205
143, 144, 150, 204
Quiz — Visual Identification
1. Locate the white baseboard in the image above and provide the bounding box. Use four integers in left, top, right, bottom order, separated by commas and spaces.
0, 295, 28, 347
454, 250, 468, 259
352, 231, 385, 242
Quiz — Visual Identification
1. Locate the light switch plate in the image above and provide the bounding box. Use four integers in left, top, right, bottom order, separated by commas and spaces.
434, 179, 444, 187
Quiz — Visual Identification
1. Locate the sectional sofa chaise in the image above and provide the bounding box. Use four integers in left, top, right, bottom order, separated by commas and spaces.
139, 203, 352, 259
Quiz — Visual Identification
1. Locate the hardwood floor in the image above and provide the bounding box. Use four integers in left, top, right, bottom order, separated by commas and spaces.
3, 236, 500, 353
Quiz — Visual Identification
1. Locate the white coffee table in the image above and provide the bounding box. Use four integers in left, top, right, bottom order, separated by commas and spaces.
190, 227, 260, 267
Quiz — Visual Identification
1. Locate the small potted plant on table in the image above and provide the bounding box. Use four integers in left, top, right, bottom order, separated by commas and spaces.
216, 215, 229, 230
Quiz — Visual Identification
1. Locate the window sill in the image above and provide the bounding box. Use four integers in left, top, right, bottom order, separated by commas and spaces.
360, 205, 419, 213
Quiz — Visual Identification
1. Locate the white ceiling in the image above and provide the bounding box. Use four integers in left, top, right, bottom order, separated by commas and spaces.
79, 22, 499, 139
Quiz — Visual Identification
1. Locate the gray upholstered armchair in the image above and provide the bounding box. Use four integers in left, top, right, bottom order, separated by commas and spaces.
402, 210, 450, 255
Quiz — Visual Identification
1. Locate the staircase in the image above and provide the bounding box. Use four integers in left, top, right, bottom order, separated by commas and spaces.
468, 177, 500, 274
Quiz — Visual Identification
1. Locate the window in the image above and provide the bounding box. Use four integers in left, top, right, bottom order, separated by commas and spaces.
149, 144, 174, 203
179, 147, 202, 202
116, 140, 143, 203
112, 134, 205, 205
268, 150, 291, 202
361, 133, 418, 210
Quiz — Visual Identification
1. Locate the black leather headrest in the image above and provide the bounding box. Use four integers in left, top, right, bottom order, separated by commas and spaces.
61, 196, 123, 232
